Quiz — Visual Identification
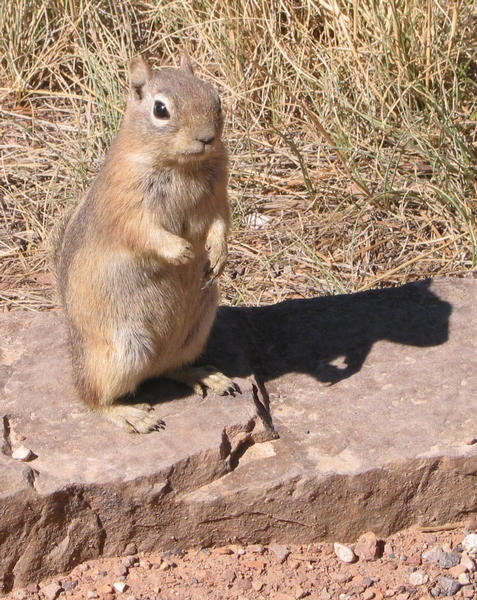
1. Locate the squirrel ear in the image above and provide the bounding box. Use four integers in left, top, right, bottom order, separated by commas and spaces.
180, 52, 194, 75
130, 55, 152, 100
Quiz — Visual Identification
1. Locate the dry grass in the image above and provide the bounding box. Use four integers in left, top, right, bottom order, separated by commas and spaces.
1, 0, 476, 311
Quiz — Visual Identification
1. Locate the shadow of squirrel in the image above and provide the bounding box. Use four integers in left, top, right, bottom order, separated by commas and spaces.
139, 278, 452, 407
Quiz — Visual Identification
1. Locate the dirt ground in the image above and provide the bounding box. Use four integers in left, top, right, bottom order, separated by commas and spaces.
5, 523, 477, 600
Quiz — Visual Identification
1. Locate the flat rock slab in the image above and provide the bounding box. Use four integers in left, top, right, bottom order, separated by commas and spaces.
1, 277, 476, 591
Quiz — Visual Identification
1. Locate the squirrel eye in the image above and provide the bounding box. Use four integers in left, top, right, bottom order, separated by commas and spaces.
153, 100, 170, 119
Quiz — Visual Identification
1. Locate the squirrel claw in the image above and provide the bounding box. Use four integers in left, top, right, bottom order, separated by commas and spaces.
201, 273, 215, 290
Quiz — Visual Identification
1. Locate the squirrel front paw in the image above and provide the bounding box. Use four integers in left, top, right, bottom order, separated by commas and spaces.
203, 240, 227, 286
162, 236, 194, 265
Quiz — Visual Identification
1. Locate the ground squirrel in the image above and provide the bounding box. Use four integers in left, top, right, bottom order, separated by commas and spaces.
53, 54, 237, 433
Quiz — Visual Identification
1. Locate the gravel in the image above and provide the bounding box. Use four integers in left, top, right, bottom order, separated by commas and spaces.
4, 525, 477, 600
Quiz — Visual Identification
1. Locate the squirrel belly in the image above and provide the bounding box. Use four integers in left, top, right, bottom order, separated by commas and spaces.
65, 228, 220, 392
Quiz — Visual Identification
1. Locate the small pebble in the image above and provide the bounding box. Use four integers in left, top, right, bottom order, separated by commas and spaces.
363, 590, 375, 600
422, 545, 443, 563
86, 592, 99, 599
123, 543, 137, 555
269, 543, 291, 563
12, 446, 34, 462
247, 544, 265, 554
333, 542, 356, 563
462, 533, 477, 554
437, 575, 461, 596
62, 579, 78, 591
113, 581, 128, 593
122, 556, 137, 568
408, 570, 428, 586
41, 583, 62, 600
214, 546, 234, 555
354, 531, 380, 561
440, 551, 460, 569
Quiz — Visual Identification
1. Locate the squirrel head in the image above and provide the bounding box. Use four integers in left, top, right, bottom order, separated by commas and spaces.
123, 54, 224, 167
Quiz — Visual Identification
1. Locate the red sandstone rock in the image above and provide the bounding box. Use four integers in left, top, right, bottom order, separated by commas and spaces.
355, 532, 380, 561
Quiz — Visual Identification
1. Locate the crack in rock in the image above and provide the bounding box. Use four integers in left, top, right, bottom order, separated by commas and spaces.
250, 376, 277, 440
1, 415, 12, 457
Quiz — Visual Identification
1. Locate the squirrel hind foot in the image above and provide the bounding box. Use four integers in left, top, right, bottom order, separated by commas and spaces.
165, 365, 240, 397
99, 402, 165, 434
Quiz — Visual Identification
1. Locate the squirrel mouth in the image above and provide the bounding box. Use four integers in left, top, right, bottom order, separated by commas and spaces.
182, 146, 209, 160
184, 148, 205, 156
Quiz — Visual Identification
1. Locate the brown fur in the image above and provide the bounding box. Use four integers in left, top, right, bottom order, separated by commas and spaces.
53, 55, 232, 432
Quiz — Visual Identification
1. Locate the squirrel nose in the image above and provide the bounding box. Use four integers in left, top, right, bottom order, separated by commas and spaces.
197, 134, 215, 145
